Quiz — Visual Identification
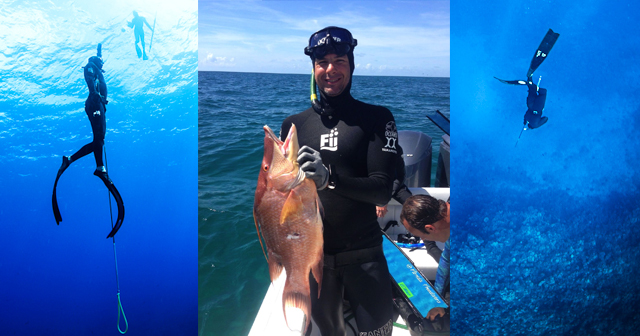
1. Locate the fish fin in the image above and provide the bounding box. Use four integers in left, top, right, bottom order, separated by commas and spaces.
282, 279, 311, 333
280, 189, 303, 225
267, 252, 283, 282
311, 253, 323, 299
253, 210, 268, 263
316, 195, 324, 220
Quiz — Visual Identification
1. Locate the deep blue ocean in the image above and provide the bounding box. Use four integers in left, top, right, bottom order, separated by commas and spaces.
198, 71, 449, 336
1, 2, 198, 335
452, 1, 640, 334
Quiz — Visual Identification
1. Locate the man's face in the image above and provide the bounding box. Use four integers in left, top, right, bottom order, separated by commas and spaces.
314, 53, 350, 97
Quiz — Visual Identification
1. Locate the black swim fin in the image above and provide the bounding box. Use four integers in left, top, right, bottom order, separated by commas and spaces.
494, 77, 528, 85
52, 156, 71, 224
94, 170, 125, 238
527, 29, 560, 78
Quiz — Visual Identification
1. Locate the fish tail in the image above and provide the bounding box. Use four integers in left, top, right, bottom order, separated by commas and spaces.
282, 280, 311, 333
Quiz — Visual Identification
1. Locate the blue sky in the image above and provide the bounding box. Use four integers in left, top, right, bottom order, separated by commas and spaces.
198, 0, 449, 77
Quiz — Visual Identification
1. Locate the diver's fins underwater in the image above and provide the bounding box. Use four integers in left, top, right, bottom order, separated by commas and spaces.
94, 169, 125, 238
495, 29, 559, 139
495, 29, 560, 85
527, 29, 560, 78
52, 160, 126, 238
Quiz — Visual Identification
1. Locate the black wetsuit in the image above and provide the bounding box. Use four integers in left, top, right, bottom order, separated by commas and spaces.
70, 59, 107, 166
524, 81, 547, 129
281, 93, 397, 335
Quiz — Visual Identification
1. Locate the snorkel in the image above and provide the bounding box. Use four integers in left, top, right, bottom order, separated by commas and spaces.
310, 68, 323, 113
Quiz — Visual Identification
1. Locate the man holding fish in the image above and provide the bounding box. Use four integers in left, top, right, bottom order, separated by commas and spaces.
277, 26, 398, 336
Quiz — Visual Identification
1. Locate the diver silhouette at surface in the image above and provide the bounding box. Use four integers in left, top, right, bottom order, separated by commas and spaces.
495, 29, 559, 134
52, 43, 125, 238
128, 11, 154, 60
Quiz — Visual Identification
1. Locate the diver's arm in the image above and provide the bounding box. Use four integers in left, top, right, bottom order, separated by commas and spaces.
84, 66, 98, 95
330, 110, 396, 206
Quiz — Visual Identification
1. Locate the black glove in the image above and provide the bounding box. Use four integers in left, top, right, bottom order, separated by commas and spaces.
297, 145, 329, 190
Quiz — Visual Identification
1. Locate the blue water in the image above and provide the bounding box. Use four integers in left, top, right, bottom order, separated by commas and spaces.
198, 71, 449, 336
1, 2, 198, 335
452, 1, 640, 334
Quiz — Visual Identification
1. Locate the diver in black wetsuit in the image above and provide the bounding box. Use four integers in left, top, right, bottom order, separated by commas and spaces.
495, 29, 559, 134
53, 44, 125, 238
280, 27, 397, 336
63, 47, 109, 175
128, 11, 153, 60
524, 77, 548, 129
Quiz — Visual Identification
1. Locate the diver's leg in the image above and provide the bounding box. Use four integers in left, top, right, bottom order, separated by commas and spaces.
70, 107, 98, 162
307, 262, 346, 336
89, 104, 106, 169
343, 250, 394, 336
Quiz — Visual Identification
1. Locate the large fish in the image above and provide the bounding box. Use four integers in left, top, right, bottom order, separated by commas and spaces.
253, 124, 323, 333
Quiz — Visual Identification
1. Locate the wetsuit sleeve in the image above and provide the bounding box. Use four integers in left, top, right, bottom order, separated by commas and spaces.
392, 151, 412, 204
392, 183, 412, 204
331, 109, 396, 206
97, 71, 107, 101
84, 66, 98, 95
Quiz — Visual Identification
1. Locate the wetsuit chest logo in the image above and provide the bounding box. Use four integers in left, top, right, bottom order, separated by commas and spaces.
383, 121, 398, 153
320, 128, 339, 151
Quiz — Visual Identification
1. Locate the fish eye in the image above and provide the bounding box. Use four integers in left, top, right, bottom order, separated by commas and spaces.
263, 164, 269, 171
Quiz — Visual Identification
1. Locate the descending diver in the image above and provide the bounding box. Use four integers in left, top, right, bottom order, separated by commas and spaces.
523, 76, 548, 129
495, 29, 559, 133
128, 11, 154, 60
52, 43, 125, 238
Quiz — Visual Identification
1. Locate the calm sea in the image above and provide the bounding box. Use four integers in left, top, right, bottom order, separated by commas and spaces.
1, 2, 198, 335
198, 71, 449, 336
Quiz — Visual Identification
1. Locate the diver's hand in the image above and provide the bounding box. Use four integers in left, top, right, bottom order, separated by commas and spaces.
376, 205, 388, 218
297, 145, 329, 190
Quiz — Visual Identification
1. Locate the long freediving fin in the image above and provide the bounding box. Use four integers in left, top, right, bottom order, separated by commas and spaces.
52, 156, 71, 224
494, 77, 528, 85
527, 29, 560, 78
94, 171, 125, 238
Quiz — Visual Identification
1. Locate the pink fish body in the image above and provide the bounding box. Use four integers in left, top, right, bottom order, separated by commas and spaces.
253, 124, 323, 333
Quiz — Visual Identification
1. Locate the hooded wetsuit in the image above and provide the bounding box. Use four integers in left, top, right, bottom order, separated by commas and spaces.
70, 57, 107, 166
281, 81, 397, 336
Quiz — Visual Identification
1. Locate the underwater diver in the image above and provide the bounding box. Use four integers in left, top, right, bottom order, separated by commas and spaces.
128, 11, 154, 60
400, 195, 450, 329
495, 29, 559, 133
280, 26, 397, 336
523, 77, 548, 129
52, 43, 125, 238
